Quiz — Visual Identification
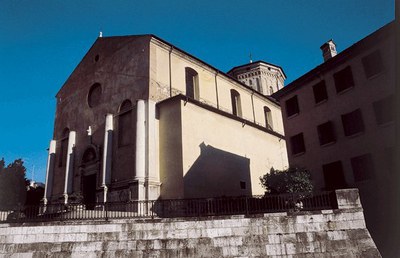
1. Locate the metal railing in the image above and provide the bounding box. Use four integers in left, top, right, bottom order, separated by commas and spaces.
1, 191, 337, 223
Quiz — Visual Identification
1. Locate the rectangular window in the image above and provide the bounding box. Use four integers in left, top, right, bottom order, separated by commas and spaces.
351, 153, 374, 182
317, 121, 336, 145
312, 80, 328, 104
285, 95, 299, 117
322, 161, 347, 190
373, 95, 394, 125
334, 66, 354, 93
362, 50, 383, 79
341, 109, 365, 136
290, 133, 305, 155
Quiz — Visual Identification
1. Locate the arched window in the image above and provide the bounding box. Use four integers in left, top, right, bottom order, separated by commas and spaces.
59, 128, 69, 167
88, 83, 102, 108
269, 86, 274, 95
118, 100, 133, 147
264, 106, 273, 130
230, 89, 242, 117
185, 67, 199, 100
82, 146, 97, 164
249, 80, 253, 86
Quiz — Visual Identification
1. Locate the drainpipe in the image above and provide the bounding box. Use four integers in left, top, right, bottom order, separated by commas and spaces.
251, 92, 256, 123
169, 46, 173, 97
214, 72, 219, 109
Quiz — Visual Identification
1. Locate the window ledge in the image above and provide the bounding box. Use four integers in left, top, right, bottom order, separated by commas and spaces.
345, 131, 364, 139
320, 141, 336, 147
377, 121, 394, 128
287, 113, 300, 119
292, 151, 306, 157
337, 86, 354, 95
315, 99, 328, 107
366, 71, 384, 80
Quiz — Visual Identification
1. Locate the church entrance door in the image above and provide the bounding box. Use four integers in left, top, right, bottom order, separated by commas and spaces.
82, 173, 97, 209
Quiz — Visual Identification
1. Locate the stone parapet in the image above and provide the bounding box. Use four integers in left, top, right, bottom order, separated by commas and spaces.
0, 207, 380, 256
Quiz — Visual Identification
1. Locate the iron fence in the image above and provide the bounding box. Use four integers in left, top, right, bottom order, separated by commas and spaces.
1, 191, 337, 223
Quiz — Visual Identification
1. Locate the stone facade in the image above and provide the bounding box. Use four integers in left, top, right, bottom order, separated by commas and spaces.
0, 189, 380, 257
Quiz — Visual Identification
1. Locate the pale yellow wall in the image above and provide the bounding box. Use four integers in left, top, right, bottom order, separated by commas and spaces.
151, 38, 289, 198
252, 95, 284, 135
180, 100, 288, 197
149, 39, 284, 135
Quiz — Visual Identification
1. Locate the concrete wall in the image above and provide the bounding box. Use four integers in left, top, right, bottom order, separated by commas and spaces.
0, 189, 380, 257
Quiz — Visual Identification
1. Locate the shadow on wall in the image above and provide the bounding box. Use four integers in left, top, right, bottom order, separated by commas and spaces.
184, 142, 251, 199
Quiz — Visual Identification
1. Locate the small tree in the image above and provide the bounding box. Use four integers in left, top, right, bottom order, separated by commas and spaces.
260, 167, 313, 194
0, 158, 28, 210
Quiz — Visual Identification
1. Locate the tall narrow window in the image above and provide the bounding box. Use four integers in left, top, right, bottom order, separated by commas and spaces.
373, 95, 394, 125
333, 66, 354, 93
230, 89, 242, 117
88, 83, 102, 108
118, 100, 133, 147
285, 95, 299, 117
185, 67, 199, 100
322, 161, 347, 190
269, 86, 273, 95
312, 80, 328, 104
351, 153, 375, 182
264, 106, 273, 130
59, 128, 69, 167
341, 109, 365, 136
290, 133, 305, 155
317, 121, 336, 145
362, 50, 383, 79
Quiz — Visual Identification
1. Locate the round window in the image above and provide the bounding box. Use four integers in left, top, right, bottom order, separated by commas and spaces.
88, 83, 102, 108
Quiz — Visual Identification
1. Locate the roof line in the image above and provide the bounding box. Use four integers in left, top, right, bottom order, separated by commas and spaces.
273, 20, 394, 99
227, 60, 287, 78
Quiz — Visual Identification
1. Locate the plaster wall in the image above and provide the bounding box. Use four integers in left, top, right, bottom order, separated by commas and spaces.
276, 24, 395, 256
149, 39, 281, 130
158, 98, 288, 199
158, 100, 184, 199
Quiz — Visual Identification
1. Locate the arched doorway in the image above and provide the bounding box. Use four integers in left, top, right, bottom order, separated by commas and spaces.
80, 145, 100, 209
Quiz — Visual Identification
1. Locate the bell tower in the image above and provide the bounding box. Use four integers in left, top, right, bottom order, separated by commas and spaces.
228, 60, 286, 96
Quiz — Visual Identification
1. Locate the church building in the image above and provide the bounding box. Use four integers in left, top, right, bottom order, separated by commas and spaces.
43, 34, 288, 205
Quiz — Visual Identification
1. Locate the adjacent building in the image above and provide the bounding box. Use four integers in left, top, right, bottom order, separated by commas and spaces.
43, 34, 289, 207
272, 22, 395, 254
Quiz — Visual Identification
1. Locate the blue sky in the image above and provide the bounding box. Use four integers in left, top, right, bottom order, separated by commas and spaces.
0, 0, 394, 183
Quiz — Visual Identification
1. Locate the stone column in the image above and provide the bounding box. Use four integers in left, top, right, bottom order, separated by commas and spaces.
63, 131, 76, 204
102, 114, 113, 203
135, 100, 146, 201
43, 140, 56, 205
135, 100, 146, 180
145, 100, 161, 200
